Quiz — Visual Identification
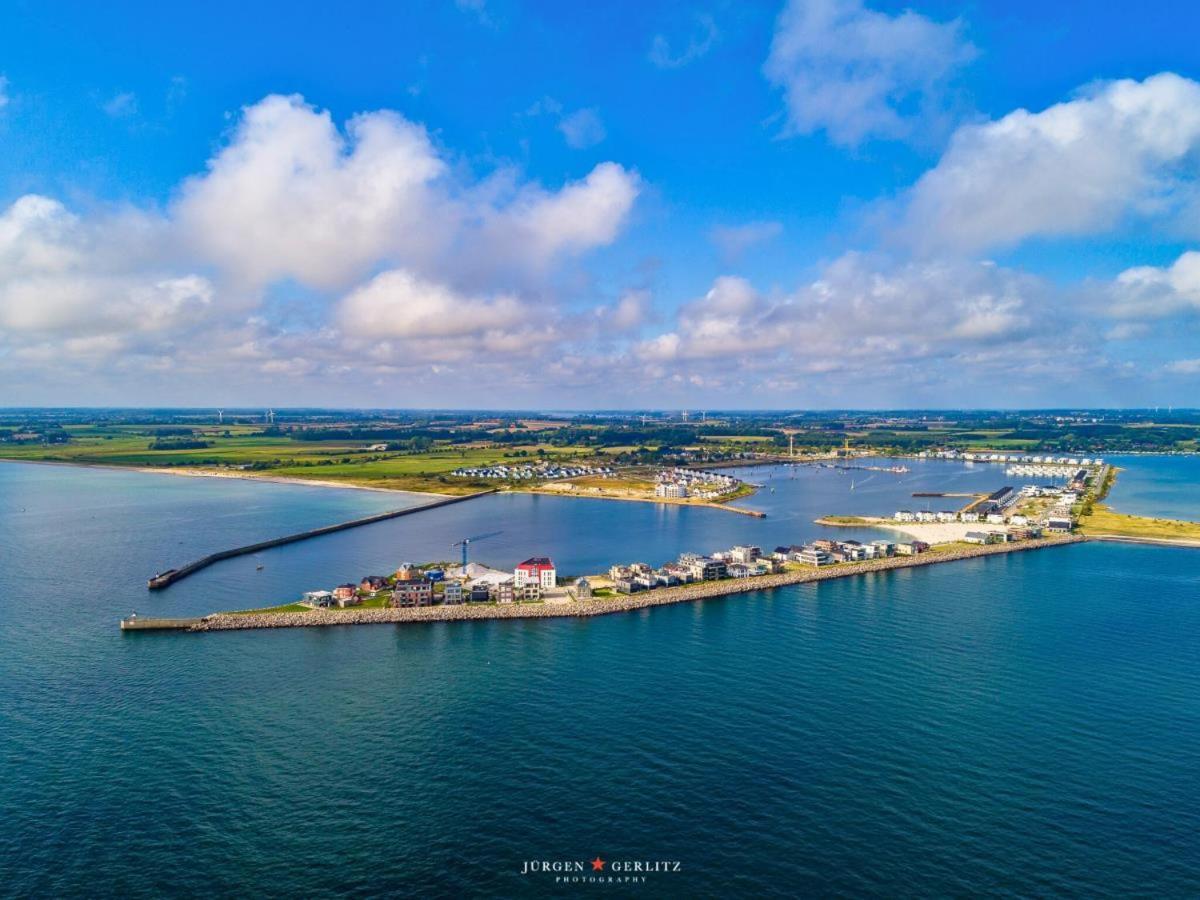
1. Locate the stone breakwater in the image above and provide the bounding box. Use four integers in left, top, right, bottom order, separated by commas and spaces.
191, 535, 1087, 633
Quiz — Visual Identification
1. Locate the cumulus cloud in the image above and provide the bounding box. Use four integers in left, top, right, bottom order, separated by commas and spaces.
904, 73, 1200, 254
0, 194, 213, 337
1105, 250, 1200, 318
481, 161, 639, 270
175, 94, 451, 290
558, 107, 606, 149
338, 269, 528, 339
649, 13, 719, 69
610, 289, 650, 331
764, 0, 975, 146
709, 221, 783, 263
637, 255, 1049, 377
0, 92, 646, 400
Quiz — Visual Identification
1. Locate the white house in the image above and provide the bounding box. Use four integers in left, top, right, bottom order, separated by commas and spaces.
514, 557, 557, 589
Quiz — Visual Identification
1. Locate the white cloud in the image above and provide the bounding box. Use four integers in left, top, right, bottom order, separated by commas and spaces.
764, 0, 975, 146
592, 289, 651, 334
558, 108, 606, 149
638, 256, 1048, 373
649, 13, 719, 69
611, 289, 650, 331
1106, 250, 1200, 318
175, 94, 451, 290
102, 91, 139, 118
904, 73, 1200, 254
1165, 358, 1200, 375
0, 195, 213, 336
176, 95, 638, 290
338, 269, 528, 339
482, 161, 639, 269
709, 221, 783, 262
0, 75, 9, 111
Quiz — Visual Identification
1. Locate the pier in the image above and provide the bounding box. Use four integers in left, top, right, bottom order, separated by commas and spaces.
120, 615, 203, 631
147, 489, 495, 590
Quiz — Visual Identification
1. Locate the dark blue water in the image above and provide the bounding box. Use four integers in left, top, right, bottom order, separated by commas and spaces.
2, 460, 1199, 896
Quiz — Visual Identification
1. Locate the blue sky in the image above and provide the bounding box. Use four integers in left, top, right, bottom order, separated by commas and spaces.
3, 0, 1200, 408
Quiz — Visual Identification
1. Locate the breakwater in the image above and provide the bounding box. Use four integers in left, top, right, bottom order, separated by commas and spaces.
147, 489, 495, 589
186, 535, 1086, 633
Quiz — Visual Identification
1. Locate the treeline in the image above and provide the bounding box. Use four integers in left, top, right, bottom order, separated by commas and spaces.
148, 438, 213, 450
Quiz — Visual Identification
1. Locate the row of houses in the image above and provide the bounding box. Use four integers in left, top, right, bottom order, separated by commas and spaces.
778, 537, 930, 567
925, 450, 1103, 467
300, 556, 559, 609
608, 545, 779, 593
451, 461, 612, 480
653, 467, 741, 500
605, 535, 938, 593
964, 526, 1044, 545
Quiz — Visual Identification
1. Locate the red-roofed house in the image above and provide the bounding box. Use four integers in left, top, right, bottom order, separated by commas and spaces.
514, 557, 556, 590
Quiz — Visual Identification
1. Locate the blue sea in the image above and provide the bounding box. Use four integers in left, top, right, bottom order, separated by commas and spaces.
1, 458, 1199, 897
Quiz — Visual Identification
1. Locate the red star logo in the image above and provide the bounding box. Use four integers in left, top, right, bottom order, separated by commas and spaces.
591, 857, 606, 872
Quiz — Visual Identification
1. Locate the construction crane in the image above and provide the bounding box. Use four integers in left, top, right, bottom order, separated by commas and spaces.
451, 531, 502, 571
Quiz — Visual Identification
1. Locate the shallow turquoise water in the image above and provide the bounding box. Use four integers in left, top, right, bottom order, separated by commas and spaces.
1, 460, 1199, 896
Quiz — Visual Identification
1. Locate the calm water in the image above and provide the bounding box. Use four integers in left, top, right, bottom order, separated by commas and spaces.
1106, 454, 1200, 522
1, 460, 1199, 897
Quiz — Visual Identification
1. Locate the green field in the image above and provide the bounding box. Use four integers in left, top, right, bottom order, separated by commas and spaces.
0, 424, 597, 494
1078, 505, 1200, 542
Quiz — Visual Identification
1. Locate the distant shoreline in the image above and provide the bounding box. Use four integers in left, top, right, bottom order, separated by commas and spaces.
518, 486, 766, 517
1, 456, 766, 512
183, 535, 1087, 634
0, 458, 448, 497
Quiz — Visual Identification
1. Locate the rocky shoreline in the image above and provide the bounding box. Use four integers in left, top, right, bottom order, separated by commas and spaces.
191, 535, 1087, 633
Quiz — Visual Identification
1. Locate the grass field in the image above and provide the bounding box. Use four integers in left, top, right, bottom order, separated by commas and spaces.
0, 425, 598, 494
1078, 505, 1200, 542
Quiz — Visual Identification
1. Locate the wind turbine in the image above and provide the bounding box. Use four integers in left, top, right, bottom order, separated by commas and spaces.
217, 409, 224, 424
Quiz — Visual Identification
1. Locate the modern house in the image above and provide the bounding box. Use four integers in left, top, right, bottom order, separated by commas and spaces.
686, 557, 727, 581
393, 578, 432, 607
442, 581, 464, 605
655, 481, 688, 499
798, 547, 832, 566
514, 557, 557, 589
301, 590, 333, 608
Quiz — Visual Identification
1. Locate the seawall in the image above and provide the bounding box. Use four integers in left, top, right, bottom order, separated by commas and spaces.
189, 535, 1087, 633
147, 489, 495, 589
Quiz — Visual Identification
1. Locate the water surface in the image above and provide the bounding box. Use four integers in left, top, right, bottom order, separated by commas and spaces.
2, 460, 1198, 897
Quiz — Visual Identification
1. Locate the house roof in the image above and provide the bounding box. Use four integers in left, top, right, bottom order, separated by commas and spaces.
516, 556, 555, 570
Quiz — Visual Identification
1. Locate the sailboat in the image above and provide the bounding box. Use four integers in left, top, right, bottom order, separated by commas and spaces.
850, 479, 856, 491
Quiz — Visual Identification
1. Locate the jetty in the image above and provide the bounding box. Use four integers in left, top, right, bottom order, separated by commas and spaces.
121, 615, 203, 631
147, 489, 495, 590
